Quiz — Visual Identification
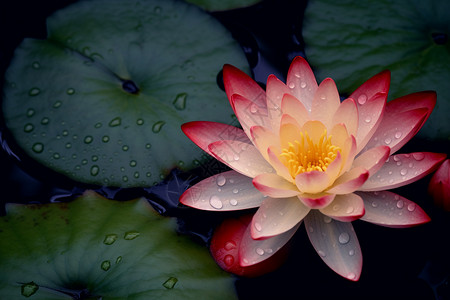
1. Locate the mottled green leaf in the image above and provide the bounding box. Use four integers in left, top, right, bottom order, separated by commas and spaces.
0, 191, 237, 299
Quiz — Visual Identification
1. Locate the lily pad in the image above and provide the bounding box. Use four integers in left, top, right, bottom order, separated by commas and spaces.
185, 0, 262, 11
0, 191, 237, 299
303, 0, 450, 140
2, 0, 249, 187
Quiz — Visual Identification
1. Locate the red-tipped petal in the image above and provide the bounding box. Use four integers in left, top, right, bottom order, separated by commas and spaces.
358, 191, 431, 228
181, 121, 250, 157
253, 173, 300, 198
428, 159, 450, 211
286, 56, 318, 111
319, 193, 365, 222
327, 167, 369, 194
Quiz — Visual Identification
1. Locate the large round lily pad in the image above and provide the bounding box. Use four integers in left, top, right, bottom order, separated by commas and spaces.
0, 191, 237, 299
2, 0, 249, 187
303, 0, 450, 140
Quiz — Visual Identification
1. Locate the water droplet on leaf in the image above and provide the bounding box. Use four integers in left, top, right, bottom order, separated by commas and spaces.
124, 231, 140, 240
109, 117, 121, 127
162, 277, 178, 289
32, 143, 44, 153
173, 93, 187, 110
28, 88, 40, 96
152, 121, 165, 133
101, 260, 111, 271
66, 88, 75, 95
21, 282, 39, 297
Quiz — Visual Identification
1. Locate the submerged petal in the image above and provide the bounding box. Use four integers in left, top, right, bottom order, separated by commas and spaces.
240, 220, 301, 267
357, 191, 430, 227
209, 140, 275, 178
251, 197, 310, 239
180, 171, 265, 211
320, 193, 365, 222
359, 152, 446, 191
253, 173, 300, 198
304, 210, 362, 281
181, 121, 250, 157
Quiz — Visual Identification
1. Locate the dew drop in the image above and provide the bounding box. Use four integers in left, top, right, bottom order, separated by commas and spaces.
101, 260, 111, 271
364, 116, 372, 123
224, 241, 236, 250
154, 5, 162, 14
407, 203, 416, 212
84, 136, 93, 144
300, 81, 307, 88
145, 143, 152, 149
308, 226, 314, 233
371, 201, 378, 208
31, 143, 44, 153
400, 169, 408, 176
103, 234, 118, 245
254, 222, 262, 232
31, 61, 40, 69
288, 82, 295, 89
230, 199, 238, 206
28, 87, 40, 96
349, 249, 355, 256
134, 172, 140, 179
216, 175, 226, 186
256, 248, 265, 256
21, 282, 39, 297
173, 92, 187, 110
53, 100, 62, 108
109, 117, 121, 127
66, 88, 75, 95
53, 153, 60, 159
116, 256, 122, 264
347, 273, 356, 280
318, 250, 326, 257
346, 206, 354, 214
94, 122, 102, 128
384, 137, 392, 145
394, 131, 402, 139
136, 119, 144, 125
338, 232, 350, 244
412, 153, 425, 161
396, 200, 404, 209
209, 195, 223, 209
122, 176, 128, 182
124, 231, 140, 240
24, 123, 34, 133
323, 216, 332, 223
65, 142, 72, 149
122, 145, 129, 151
130, 160, 137, 167
163, 277, 178, 289
26, 108, 35, 117
224, 254, 234, 266
152, 121, 165, 133
357, 94, 367, 105
90, 165, 100, 176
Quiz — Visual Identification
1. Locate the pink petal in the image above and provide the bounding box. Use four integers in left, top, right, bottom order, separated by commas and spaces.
364, 108, 428, 155
327, 167, 369, 194
304, 210, 362, 281
428, 159, 450, 211
267, 146, 293, 182
332, 98, 359, 137
319, 193, 365, 222
311, 78, 341, 129
181, 121, 250, 157
352, 145, 391, 177
295, 170, 331, 194
180, 171, 265, 211
286, 56, 318, 111
251, 197, 310, 239
232, 94, 271, 137
281, 93, 310, 126
223, 64, 266, 111
250, 125, 278, 161
385, 91, 436, 133
253, 173, 300, 198
298, 193, 335, 209
209, 140, 275, 178
357, 191, 431, 228
350, 70, 390, 105
359, 152, 446, 191
324, 151, 343, 183
240, 220, 301, 267
266, 74, 291, 131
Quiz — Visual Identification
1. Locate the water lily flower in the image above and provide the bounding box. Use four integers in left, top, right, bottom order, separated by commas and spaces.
428, 159, 450, 211
180, 56, 446, 280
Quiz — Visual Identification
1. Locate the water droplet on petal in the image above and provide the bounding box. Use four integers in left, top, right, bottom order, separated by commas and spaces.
300, 81, 307, 88
256, 248, 265, 255
400, 169, 408, 176
338, 232, 350, 244
254, 222, 262, 232
395, 131, 402, 139
412, 153, 425, 161
346, 206, 354, 214
230, 199, 238, 206
407, 203, 416, 212
349, 249, 355, 256
384, 137, 392, 145
357, 94, 367, 105
347, 272, 356, 280
323, 216, 332, 223
216, 175, 226, 186
209, 195, 223, 209
53, 100, 62, 108
224, 254, 234, 266
371, 201, 378, 208
364, 116, 372, 123
288, 82, 295, 89
318, 250, 326, 257
396, 200, 404, 209
224, 241, 236, 250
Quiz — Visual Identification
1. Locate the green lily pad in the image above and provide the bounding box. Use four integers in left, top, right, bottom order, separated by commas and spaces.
2, 0, 249, 187
303, 0, 450, 140
184, 0, 261, 11
0, 191, 237, 299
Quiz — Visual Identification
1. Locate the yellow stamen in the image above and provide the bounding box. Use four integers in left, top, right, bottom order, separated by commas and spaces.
280, 130, 341, 179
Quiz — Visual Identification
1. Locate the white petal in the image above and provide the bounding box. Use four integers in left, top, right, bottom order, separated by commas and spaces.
304, 210, 362, 281
180, 171, 265, 211
251, 197, 310, 239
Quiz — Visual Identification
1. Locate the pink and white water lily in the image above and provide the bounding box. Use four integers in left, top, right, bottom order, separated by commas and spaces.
180, 56, 446, 280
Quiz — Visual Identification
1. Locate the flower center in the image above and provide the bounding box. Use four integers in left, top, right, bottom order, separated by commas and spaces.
280, 130, 340, 179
